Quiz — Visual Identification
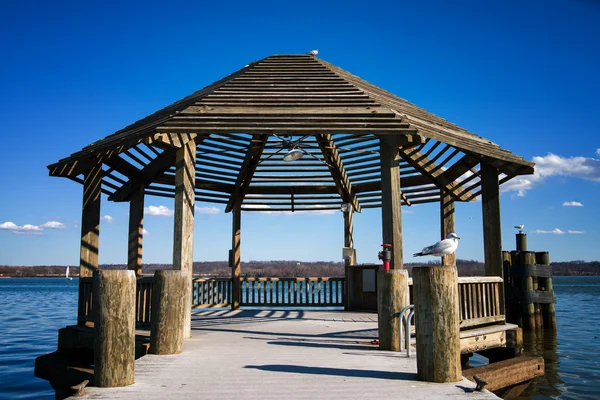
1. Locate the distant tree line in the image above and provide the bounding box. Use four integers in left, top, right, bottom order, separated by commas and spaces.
1, 259, 598, 278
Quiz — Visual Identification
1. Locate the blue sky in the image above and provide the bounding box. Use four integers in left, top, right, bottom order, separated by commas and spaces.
0, 0, 599, 266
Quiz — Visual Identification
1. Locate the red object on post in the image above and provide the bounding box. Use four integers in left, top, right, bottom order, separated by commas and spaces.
378, 244, 392, 270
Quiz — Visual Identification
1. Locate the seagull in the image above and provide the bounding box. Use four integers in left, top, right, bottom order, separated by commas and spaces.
307, 49, 318, 56
413, 233, 460, 257
514, 224, 524, 233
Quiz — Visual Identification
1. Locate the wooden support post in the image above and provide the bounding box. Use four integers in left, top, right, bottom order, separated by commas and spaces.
510, 251, 523, 327
343, 209, 355, 311
481, 162, 504, 314
150, 270, 187, 355
440, 189, 456, 266
93, 270, 136, 387
379, 137, 403, 270
413, 265, 461, 383
503, 251, 513, 323
78, 163, 102, 325
231, 201, 241, 310
173, 139, 196, 339
521, 251, 536, 330
536, 251, 556, 330
376, 269, 409, 351
127, 185, 144, 277
516, 233, 527, 251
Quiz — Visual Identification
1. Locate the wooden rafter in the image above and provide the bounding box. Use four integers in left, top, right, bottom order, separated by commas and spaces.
316, 133, 361, 213
225, 134, 268, 213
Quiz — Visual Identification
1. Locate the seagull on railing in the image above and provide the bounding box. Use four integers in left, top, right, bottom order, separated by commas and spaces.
514, 224, 525, 233
413, 233, 460, 257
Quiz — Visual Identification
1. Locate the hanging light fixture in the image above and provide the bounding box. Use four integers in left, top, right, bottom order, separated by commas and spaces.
283, 147, 303, 162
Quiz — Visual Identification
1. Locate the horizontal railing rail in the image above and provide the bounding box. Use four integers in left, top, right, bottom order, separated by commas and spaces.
409, 276, 504, 329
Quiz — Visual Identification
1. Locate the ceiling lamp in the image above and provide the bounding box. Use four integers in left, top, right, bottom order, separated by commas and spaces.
283, 148, 303, 162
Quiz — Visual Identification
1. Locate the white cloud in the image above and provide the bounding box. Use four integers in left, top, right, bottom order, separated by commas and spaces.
501, 152, 600, 197
562, 201, 583, 207
532, 228, 584, 235
142, 228, 149, 235
195, 206, 220, 215
144, 205, 174, 216
1, 222, 44, 235
41, 221, 66, 229
532, 228, 566, 235
0, 222, 19, 230
102, 215, 114, 223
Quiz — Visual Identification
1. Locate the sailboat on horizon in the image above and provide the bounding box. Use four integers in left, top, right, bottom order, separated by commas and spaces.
66, 266, 73, 280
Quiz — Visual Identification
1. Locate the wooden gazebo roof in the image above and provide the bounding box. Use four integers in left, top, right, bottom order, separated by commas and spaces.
48, 54, 534, 213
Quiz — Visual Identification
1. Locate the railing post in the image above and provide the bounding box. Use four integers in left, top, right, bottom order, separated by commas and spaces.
150, 270, 187, 355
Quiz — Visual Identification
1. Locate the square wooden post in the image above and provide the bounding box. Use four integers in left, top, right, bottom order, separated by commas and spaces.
231, 201, 242, 310
78, 162, 102, 325
127, 185, 144, 277
173, 139, 196, 338
440, 189, 456, 266
481, 162, 505, 314
379, 137, 403, 270
343, 209, 355, 310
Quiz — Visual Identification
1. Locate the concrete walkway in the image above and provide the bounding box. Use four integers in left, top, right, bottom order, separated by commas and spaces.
84, 310, 497, 399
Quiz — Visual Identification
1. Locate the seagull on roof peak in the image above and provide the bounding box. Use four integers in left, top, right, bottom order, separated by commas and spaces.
413, 233, 460, 257
307, 49, 318, 56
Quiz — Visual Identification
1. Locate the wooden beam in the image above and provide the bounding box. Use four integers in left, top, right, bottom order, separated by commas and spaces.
127, 185, 144, 277
231, 201, 242, 310
225, 135, 268, 213
379, 137, 404, 269
109, 147, 178, 202
463, 355, 544, 392
316, 133, 361, 213
79, 162, 102, 279
145, 132, 197, 148
481, 162, 504, 314
172, 139, 196, 338
440, 188, 456, 267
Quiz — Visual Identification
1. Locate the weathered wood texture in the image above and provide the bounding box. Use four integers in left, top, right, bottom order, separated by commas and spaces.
150, 270, 187, 355
377, 269, 409, 351
127, 185, 144, 277
93, 270, 136, 387
463, 355, 544, 391
172, 140, 196, 338
522, 252, 537, 330
231, 201, 242, 310
516, 233, 527, 251
379, 137, 404, 269
440, 189, 456, 266
413, 266, 461, 383
80, 163, 102, 278
536, 251, 556, 329
343, 209, 354, 311
481, 162, 504, 314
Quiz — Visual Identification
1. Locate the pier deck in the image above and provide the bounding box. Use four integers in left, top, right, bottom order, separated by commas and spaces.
84, 310, 497, 399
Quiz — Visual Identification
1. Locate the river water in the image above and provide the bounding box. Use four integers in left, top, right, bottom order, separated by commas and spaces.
0, 276, 598, 399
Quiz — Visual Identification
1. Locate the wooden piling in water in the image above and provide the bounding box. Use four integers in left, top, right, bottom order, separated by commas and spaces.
376, 269, 409, 351
521, 252, 537, 331
150, 270, 187, 355
93, 270, 136, 387
536, 251, 556, 329
413, 265, 461, 383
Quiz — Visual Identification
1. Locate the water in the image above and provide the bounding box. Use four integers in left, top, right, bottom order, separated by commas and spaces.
0, 276, 599, 399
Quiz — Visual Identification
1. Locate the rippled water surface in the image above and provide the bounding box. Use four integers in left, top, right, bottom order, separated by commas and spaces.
0, 276, 598, 399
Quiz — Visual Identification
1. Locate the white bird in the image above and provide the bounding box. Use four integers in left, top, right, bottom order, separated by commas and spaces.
307, 49, 318, 56
514, 224, 524, 233
413, 233, 460, 257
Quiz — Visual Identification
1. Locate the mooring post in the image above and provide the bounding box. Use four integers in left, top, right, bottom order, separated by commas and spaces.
93, 270, 136, 387
536, 251, 556, 330
413, 265, 461, 383
150, 270, 188, 355
522, 252, 537, 330
376, 269, 409, 351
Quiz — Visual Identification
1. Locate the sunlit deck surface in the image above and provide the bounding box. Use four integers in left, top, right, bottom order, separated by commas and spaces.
84, 310, 497, 399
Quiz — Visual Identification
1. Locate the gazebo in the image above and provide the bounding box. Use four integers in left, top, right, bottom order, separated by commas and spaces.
48, 54, 534, 340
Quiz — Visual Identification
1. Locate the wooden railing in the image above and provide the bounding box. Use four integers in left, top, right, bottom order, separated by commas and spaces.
408, 276, 504, 329
193, 278, 232, 308
77, 276, 155, 327
241, 277, 344, 307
